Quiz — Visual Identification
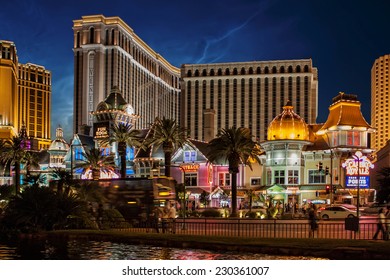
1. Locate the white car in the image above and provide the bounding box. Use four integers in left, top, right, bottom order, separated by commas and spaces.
320, 206, 358, 220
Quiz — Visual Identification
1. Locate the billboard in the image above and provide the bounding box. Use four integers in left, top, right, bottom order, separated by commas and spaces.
342, 151, 374, 189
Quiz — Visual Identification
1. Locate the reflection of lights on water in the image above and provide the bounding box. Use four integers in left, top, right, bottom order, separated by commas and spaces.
0, 240, 328, 260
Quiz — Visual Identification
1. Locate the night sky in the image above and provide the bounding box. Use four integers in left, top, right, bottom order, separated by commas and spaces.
1, 0, 389, 141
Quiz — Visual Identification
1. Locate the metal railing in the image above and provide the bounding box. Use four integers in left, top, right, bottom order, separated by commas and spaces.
116, 217, 390, 240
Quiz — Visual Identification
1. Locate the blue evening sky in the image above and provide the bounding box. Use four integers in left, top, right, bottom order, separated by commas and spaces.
1, 0, 389, 141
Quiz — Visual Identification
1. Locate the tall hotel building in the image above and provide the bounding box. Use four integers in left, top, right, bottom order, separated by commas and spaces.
72, 15, 180, 134
0, 40, 52, 149
371, 54, 390, 153
181, 60, 318, 142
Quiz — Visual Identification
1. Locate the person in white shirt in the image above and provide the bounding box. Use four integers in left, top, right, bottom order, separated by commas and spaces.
168, 203, 176, 233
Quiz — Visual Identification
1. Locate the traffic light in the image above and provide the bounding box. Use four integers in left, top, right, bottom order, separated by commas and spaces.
333, 185, 337, 194
318, 162, 323, 172
326, 185, 330, 194
325, 166, 329, 175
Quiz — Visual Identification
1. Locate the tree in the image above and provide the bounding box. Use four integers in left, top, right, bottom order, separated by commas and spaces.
207, 127, 262, 217
74, 148, 117, 180
51, 167, 74, 195
107, 123, 143, 179
22, 151, 40, 177
1, 136, 27, 194
146, 117, 189, 177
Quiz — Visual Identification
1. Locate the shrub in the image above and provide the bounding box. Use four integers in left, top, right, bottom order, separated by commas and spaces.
201, 209, 222, 217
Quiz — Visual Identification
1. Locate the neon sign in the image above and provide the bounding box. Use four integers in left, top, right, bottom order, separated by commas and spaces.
342, 151, 374, 188
180, 163, 200, 173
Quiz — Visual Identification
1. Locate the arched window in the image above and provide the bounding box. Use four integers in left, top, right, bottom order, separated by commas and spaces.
217, 68, 222, 76
248, 67, 253, 74
89, 27, 95, 44
288, 66, 293, 73
241, 67, 246, 75
210, 69, 215, 76
233, 68, 238, 75
272, 66, 277, 74
256, 67, 261, 74
187, 70, 192, 77
264, 67, 269, 74
105, 30, 109, 45
304, 65, 309, 72
111, 29, 115, 45
194, 69, 199, 77
280, 66, 285, 73
296, 65, 301, 73
202, 69, 207, 76
225, 68, 230, 75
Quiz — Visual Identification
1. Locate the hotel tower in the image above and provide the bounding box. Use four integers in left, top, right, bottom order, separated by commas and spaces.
371, 54, 390, 153
0, 40, 52, 149
72, 15, 181, 135
181, 60, 318, 142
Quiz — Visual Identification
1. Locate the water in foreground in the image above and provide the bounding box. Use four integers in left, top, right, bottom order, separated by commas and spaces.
0, 239, 326, 260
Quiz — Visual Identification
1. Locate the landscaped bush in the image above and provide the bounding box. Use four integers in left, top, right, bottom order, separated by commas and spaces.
245, 211, 257, 219
200, 209, 222, 217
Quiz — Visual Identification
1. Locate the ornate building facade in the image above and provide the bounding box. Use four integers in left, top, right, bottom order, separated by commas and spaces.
72, 15, 180, 135
180, 60, 318, 142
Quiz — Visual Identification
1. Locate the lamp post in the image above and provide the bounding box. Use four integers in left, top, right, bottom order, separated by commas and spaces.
352, 153, 362, 219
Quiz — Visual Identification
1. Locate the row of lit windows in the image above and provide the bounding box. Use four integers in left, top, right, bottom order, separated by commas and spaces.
185, 64, 311, 77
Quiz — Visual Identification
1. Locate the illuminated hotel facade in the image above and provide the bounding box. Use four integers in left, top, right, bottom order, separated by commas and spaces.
72, 15, 180, 135
0, 40, 51, 149
180, 60, 318, 142
371, 54, 390, 153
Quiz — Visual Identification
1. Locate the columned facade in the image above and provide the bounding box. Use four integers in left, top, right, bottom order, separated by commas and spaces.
181, 60, 318, 142
72, 15, 180, 135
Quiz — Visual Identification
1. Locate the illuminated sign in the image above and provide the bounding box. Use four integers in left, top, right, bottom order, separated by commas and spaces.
93, 122, 109, 139
345, 176, 370, 189
342, 151, 374, 189
180, 163, 200, 173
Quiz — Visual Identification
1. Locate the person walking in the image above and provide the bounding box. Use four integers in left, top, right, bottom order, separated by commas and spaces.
308, 204, 318, 238
373, 208, 386, 240
168, 203, 177, 233
149, 206, 161, 233
161, 204, 169, 233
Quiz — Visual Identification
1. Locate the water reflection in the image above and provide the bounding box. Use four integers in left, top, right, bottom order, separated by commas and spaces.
0, 239, 326, 260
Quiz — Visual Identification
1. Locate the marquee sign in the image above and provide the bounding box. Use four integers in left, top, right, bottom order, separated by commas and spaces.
93, 122, 110, 139
342, 151, 374, 189
180, 163, 200, 173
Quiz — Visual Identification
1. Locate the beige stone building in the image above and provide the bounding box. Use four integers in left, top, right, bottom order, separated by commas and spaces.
180, 60, 318, 142
371, 54, 390, 153
72, 15, 180, 135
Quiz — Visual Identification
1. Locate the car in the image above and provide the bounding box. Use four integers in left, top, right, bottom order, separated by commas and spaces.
320, 205, 358, 220
361, 203, 389, 215
333, 204, 357, 211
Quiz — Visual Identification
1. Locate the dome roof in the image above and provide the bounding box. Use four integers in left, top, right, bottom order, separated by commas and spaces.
49, 126, 69, 151
96, 86, 134, 114
267, 101, 309, 141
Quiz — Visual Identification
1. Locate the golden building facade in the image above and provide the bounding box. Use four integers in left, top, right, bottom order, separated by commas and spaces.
181, 60, 318, 142
371, 54, 390, 153
0, 40, 52, 149
72, 15, 180, 135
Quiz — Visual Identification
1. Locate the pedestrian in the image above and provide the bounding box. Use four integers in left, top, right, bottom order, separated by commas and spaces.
308, 204, 318, 238
385, 206, 390, 241
373, 208, 386, 240
168, 203, 177, 233
149, 206, 161, 233
161, 204, 169, 233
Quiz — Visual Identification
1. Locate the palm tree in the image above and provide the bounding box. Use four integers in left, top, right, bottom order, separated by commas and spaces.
207, 127, 262, 217
75, 148, 116, 180
23, 151, 40, 177
146, 117, 189, 177
1, 136, 27, 194
51, 167, 74, 195
108, 123, 143, 179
